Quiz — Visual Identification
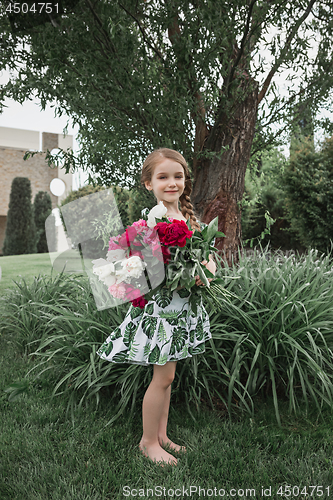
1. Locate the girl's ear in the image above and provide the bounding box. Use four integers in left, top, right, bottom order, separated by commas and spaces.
144, 181, 152, 191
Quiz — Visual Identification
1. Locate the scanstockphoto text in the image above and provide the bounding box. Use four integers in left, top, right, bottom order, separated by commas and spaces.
122, 484, 331, 498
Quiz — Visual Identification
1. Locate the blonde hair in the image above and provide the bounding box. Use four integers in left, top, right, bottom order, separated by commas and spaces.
141, 148, 201, 232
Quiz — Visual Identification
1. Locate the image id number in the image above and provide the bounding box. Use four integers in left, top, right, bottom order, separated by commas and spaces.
6, 3, 59, 14
277, 485, 330, 496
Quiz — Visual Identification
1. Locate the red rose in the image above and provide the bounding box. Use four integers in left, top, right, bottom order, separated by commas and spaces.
132, 296, 148, 309
155, 221, 170, 243
163, 220, 193, 247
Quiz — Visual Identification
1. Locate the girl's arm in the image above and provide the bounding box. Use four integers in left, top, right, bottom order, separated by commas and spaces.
195, 254, 216, 286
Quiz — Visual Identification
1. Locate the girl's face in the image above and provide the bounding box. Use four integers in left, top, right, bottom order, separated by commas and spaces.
145, 158, 185, 204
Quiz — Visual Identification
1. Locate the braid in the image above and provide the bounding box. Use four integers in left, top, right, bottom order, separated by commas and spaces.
179, 178, 201, 232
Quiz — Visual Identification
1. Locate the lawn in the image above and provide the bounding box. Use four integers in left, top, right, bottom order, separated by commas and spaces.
1, 325, 333, 500
0, 251, 84, 295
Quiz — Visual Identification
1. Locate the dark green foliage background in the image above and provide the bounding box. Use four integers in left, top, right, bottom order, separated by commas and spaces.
242, 137, 333, 254
2, 177, 37, 256
33, 191, 53, 253
283, 137, 333, 254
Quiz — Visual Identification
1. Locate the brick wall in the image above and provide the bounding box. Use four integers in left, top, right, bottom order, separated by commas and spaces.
0, 147, 59, 217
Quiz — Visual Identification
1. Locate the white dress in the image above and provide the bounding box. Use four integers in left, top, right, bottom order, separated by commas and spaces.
96, 219, 213, 366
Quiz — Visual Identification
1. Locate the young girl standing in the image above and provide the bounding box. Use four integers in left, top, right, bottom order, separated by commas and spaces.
97, 148, 216, 466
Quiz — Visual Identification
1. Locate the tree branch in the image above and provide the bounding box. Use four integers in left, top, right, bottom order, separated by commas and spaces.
258, 0, 316, 104
118, 2, 165, 63
227, 0, 257, 96
167, 13, 208, 162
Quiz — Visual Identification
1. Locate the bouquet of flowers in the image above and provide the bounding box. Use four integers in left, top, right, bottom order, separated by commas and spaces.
92, 201, 225, 311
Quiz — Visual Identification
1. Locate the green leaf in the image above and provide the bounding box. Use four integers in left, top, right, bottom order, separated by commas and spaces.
206, 217, 219, 243
4, 380, 29, 402
148, 345, 161, 363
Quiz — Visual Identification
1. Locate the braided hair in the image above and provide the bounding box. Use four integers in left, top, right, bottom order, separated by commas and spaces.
141, 148, 201, 232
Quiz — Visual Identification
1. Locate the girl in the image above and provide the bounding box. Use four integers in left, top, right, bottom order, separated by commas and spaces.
97, 148, 216, 466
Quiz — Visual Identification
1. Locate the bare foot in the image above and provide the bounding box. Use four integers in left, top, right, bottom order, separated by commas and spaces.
159, 436, 186, 454
139, 440, 178, 466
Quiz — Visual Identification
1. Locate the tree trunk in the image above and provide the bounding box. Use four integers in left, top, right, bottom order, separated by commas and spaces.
191, 81, 259, 266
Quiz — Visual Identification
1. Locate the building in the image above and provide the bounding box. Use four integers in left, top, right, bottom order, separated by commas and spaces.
0, 126, 72, 254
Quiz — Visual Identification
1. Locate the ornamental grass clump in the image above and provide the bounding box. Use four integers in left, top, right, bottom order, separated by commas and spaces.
205, 246, 333, 424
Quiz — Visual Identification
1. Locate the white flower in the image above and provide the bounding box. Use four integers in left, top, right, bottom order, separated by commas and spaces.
104, 274, 117, 287
125, 256, 147, 278
106, 249, 126, 262
147, 201, 167, 228
92, 258, 115, 281
115, 256, 147, 283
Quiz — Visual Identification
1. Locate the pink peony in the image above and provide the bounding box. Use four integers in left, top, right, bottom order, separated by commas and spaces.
118, 226, 138, 249
108, 283, 127, 299
124, 284, 142, 301
108, 235, 122, 250
129, 249, 144, 259
132, 219, 148, 231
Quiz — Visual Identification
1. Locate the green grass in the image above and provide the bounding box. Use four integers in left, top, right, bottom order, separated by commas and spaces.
0, 253, 58, 294
0, 251, 85, 295
1, 328, 333, 500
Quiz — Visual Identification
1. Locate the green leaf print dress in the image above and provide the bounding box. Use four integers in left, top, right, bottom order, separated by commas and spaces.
97, 220, 214, 366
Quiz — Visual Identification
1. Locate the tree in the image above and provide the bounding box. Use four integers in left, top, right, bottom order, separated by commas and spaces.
283, 136, 333, 253
241, 148, 306, 251
33, 191, 53, 253
1, 0, 333, 263
289, 101, 315, 156
2, 177, 37, 255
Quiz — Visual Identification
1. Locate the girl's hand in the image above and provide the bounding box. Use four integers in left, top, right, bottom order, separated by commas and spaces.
195, 256, 216, 286
195, 275, 213, 287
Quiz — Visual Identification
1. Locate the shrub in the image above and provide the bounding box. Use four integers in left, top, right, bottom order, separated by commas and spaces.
242, 149, 303, 251
2, 177, 37, 255
2, 247, 333, 424
33, 191, 54, 253
283, 136, 333, 254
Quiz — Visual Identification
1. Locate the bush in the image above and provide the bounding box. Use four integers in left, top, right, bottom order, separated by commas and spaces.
242, 149, 304, 251
2, 177, 37, 255
33, 191, 54, 253
2, 247, 333, 425
283, 136, 333, 254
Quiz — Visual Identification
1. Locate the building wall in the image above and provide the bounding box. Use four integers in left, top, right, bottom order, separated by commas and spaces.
0, 127, 73, 254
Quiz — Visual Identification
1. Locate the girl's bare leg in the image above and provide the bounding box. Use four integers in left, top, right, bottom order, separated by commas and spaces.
157, 383, 186, 453
139, 361, 177, 465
